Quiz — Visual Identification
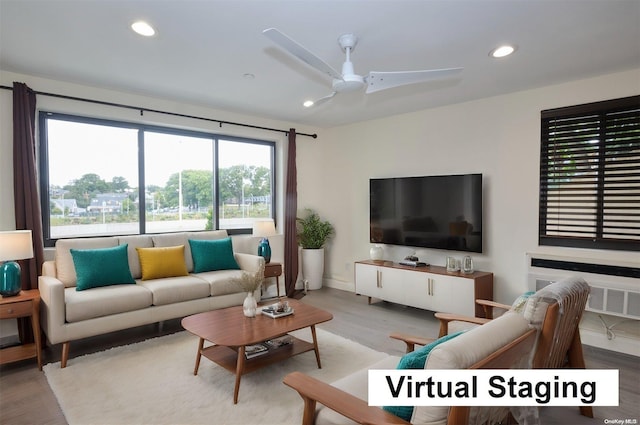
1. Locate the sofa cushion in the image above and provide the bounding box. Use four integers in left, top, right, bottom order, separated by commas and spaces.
55, 237, 119, 287
195, 269, 247, 296
118, 235, 153, 279
411, 312, 530, 424
189, 237, 240, 273
71, 244, 136, 291
152, 233, 191, 270
65, 285, 153, 322
136, 245, 189, 280
138, 275, 211, 306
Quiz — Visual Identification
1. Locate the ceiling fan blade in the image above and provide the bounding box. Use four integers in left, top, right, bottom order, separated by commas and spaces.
306, 92, 337, 108
263, 28, 342, 80
365, 67, 463, 94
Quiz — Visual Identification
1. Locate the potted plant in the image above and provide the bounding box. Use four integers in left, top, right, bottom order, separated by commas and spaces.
297, 209, 334, 290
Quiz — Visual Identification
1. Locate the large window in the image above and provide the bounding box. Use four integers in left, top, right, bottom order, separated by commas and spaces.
39, 112, 275, 246
539, 95, 640, 251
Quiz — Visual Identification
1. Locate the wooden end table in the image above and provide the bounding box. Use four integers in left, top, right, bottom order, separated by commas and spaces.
181, 298, 332, 403
263, 262, 282, 297
0, 289, 42, 370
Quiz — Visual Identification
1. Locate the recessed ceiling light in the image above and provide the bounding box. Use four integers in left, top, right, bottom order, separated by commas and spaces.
490, 45, 517, 58
303, 100, 314, 108
131, 21, 155, 37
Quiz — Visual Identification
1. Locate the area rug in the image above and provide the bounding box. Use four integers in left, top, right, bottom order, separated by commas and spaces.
44, 328, 388, 425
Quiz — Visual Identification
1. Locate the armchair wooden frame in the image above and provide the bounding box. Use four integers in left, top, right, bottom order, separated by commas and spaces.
283, 328, 537, 425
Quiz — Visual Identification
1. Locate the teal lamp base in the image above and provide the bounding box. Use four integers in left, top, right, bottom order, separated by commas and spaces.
257, 238, 272, 263
0, 261, 22, 297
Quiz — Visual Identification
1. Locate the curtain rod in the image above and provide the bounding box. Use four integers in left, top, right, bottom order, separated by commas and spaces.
0, 85, 317, 139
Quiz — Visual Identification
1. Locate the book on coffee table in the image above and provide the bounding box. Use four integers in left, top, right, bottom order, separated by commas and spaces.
265, 335, 292, 348
244, 344, 268, 359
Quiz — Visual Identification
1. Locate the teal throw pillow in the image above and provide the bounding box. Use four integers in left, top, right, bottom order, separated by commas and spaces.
71, 244, 136, 291
383, 331, 465, 421
189, 237, 240, 273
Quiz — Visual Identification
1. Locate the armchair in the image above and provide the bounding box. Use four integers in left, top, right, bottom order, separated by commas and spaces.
283, 276, 593, 424
434, 276, 593, 418
284, 310, 536, 425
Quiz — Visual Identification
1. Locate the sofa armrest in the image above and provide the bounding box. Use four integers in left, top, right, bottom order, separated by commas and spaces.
283, 371, 410, 425
234, 252, 265, 273
38, 275, 67, 344
42, 260, 57, 277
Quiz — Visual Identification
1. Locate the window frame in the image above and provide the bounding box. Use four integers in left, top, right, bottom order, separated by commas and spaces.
38, 111, 276, 247
539, 95, 640, 252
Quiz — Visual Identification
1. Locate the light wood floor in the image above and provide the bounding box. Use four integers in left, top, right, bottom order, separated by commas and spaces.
0, 287, 637, 424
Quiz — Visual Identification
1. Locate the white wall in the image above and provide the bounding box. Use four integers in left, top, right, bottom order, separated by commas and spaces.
296, 69, 640, 303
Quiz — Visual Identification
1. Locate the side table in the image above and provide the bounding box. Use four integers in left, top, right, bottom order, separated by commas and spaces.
0, 289, 42, 370
263, 262, 283, 297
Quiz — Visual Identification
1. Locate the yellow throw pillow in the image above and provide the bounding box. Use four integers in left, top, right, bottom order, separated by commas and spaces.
136, 245, 188, 280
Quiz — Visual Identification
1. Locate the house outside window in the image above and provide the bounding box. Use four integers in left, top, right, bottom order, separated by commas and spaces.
539, 95, 640, 251
39, 112, 275, 247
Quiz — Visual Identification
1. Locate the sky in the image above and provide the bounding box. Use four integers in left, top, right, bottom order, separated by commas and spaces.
47, 119, 271, 189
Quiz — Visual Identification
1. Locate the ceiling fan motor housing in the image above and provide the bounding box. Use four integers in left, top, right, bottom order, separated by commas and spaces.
334, 60, 365, 92
333, 75, 365, 92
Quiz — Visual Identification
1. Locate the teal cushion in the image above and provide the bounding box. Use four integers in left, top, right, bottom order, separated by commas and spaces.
383, 331, 465, 421
188, 237, 240, 273
71, 244, 135, 291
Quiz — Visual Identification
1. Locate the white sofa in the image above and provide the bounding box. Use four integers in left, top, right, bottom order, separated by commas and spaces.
38, 230, 264, 368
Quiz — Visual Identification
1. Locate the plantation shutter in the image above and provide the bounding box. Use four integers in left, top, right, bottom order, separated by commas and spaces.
539, 95, 640, 251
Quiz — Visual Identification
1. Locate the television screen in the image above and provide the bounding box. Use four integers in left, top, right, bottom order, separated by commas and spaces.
370, 174, 483, 253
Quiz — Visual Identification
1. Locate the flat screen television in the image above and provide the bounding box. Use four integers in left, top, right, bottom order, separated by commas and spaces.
370, 173, 483, 253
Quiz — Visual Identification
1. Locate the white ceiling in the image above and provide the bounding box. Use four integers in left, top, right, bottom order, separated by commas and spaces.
1, 0, 639, 128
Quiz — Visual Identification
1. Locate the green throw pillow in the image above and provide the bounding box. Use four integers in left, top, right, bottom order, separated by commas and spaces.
188, 237, 240, 273
383, 331, 465, 421
71, 244, 136, 291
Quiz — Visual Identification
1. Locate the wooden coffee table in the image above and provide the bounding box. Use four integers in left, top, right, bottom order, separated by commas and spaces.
181, 298, 333, 403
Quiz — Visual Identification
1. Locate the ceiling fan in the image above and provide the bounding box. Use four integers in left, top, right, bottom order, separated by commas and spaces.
263, 28, 463, 107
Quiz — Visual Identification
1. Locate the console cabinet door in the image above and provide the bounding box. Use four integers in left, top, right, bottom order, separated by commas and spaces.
355, 263, 384, 299
428, 274, 474, 316
375, 267, 406, 305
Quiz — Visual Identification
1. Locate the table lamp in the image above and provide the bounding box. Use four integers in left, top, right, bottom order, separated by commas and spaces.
252, 220, 276, 263
0, 230, 34, 296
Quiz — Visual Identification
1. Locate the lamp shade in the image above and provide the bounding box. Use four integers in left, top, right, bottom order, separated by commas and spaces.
252, 220, 276, 238
0, 230, 34, 262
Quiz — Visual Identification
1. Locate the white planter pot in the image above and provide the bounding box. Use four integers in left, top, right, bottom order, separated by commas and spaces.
301, 248, 324, 290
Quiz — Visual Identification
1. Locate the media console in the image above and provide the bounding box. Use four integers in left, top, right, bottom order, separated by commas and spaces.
355, 260, 493, 317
